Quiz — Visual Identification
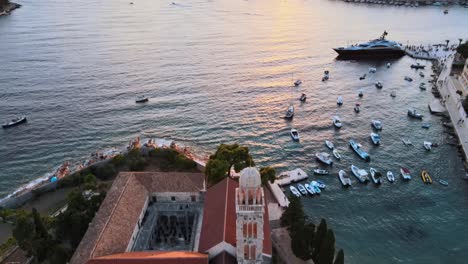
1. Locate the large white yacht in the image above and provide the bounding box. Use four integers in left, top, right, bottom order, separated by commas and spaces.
333, 31, 405, 59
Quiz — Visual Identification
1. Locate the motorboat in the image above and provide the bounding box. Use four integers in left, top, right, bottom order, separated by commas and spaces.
322, 70, 330, 81
333, 31, 405, 59
375, 81, 383, 89
333, 116, 343, 128
370, 168, 383, 184
300, 93, 307, 102
422, 123, 431, 129
314, 169, 329, 175
338, 170, 352, 186
408, 109, 424, 119
369, 67, 377, 73
424, 141, 432, 151
358, 89, 364, 97
411, 63, 425, 69
310, 181, 322, 193
390, 90, 396, 97
400, 167, 412, 180
325, 140, 334, 150
136, 95, 149, 103
419, 83, 427, 90
2, 116, 27, 128
404, 76, 413, 82
386, 171, 395, 183
294, 79, 302, 86
371, 120, 383, 130
386, 62, 392, 68
351, 165, 370, 183
349, 139, 371, 161
316, 152, 333, 165
290, 128, 300, 141
304, 183, 316, 195
354, 103, 360, 113
370, 132, 381, 145
402, 138, 413, 146
316, 180, 326, 189
439, 179, 448, 186
337, 96, 343, 106
333, 149, 341, 160
290, 185, 301, 197
297, 184, 307, 195
419, 72, 425, 77
284, 104, 294, 119
444, 9, 448, 14
359, 74, 366, 80
421, 170, 433, 184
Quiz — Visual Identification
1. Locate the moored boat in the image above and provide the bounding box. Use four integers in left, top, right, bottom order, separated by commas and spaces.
369, 67, 377, 73
404, 76, 413, 82
333, 31, 405, 59
300, 93, 307, 102
325, 140, 334, 150
322, 70, 330, 81
135, 95, 149, 103
359, 74, 366, 80
390, 90, 396, 97
290, 185, 301, 197
424, 141, 432, 151
349, 139, 370, 161
419, 83, 427, 90
310, 181, 322, 193
408, 109, 424, 119
294, 79, 302, 86
337, 96, 343, 106
421, 170, 433, 184
333, 116, 343, 128
304, 183, 316, 195
370, 132, 381, 145
332, 149, 341, 160
372, 120, 383, 130
297, 184, 307, 195
284, 104, 295, 119
400, 167, 411, 180
316, 180, 326, 189
351, 165, 369, 183
402, 138, 413, 146
386, 62, 391, 68
386, 171, 395, 183
439, 179, 448, 186
2, 116, 27, 128
314, 169, 329, 175
419, 72, 425, 77
290, 128, 300, 141
375, 81, 383, 89
358, 89, 363, 97
354, 103, 360, 113
411, 63, 425, 69
338, 170, 352, 186
316, 152, 333, 165
370, 168, 383, 184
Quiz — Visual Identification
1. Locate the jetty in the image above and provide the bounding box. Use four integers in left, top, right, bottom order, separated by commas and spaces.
428, 99, 446, 114
274, 168, 309, 186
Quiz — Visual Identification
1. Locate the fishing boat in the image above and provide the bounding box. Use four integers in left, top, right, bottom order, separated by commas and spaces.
338, 170, 352, 186
297, 184, 307, 195
304, 183, 316, 195
310, 181, 322, 193
316, 152, 333, 165
316, 180, 326, 189
375, 81, 383, 89
390, 90, 396, 97
322, 70, 330, 81
422, 123, 431, 129
354, 103, 360, 113
2, 116, 27, 128
408, 109, 424, 119
411, 63, 425, 69
372, 120, 383, 130
402, 138, 413, 146
404, 76, 413, 82
386, 171, 395, 182
424, 141, 432, 151
333, 149, 341, 160
290, 185, 301, 197
337, 96, 343, 106
370, 132, 381, 145
284, 104, 294, 119
290, 128, 300, 141
421, 170, 433, 184
135, 95, 149, 103
439, 179, 448, 186
359, 74, 366, 80
358, 89, 364, 97
351, 165, 369, 183
369, 67, 377, 73
314, 169, 329, 175
349, 139, 370, 161
419, 72, 425, 77
419, 83, 427, 90
370, 168, 383, 184
333, 116, 343, 128
325, 140, 334, 150
294, 79, 302, 86
300, 93, 307, 102
333, 31, 405, 59
386, 62, 392, 68
400, 167, 412, 180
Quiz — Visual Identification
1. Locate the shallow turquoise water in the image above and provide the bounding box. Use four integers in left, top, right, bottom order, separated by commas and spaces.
1, 0, 468, 262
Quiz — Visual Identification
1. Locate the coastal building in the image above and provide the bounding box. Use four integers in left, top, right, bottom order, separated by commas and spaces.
70, 168, 271, 264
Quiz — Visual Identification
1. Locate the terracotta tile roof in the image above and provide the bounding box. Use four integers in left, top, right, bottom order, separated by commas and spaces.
70, 172, 205, 264
87, 251, 208, 264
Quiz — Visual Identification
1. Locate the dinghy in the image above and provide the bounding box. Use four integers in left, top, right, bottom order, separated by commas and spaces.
290, 185, 301, 197
402, 138, 413, 146
386, 62, 391, 68
325, 140, 334, 150
372, 120, 383, 130
313, 169, 329, 175
369, 67, 377, 73
284, 104, 294, 119
424, 141, 432, 151
375, 81, 383, 89
316, 152, 333, 165
338, 170, 352, 186
386, 171, 395, 182
411, 63, 425, 69
408, 109, 423, 119
294, 79, 302, 86
404, 76, 413, 82
421, 170, 433, 184
390, 90, 396, 97
299, 93, 307, 102
438, 179, 448, 186
349, 139, 370, 161
310, 181, 321, 194
337, 96, 343, 106
354, 103, 360, 113
2, 116, 27, 128
358, 89, 364, 97
351, 165, 369, 183
400, 167, 411, 180
419, 72, 425, 77
333, 149, 341, 160
370, 132, 381, 145
304, 184, 316, 195
419, 83, 427, 90
135, 95, 149, 103
333, 116, 343, 128
290, 128, 300, 141
316, 180, 326, 189
422, 123, 431, 129
359, 74, 366, 80
370, 168, 383, 184
297, 184, 307, 195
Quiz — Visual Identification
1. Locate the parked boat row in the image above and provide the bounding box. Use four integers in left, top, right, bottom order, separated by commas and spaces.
290, 180, 326, 197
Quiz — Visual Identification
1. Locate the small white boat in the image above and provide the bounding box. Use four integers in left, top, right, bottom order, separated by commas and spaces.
419, 72, 425, 77
439, 179, 448, 186
386, 62, 392, 68
135, 95, 149, 103
349, 139, 370, 161
333, 149, 341, 160
284, 104, 294, 119
386, 171, 395, 183
337, 96, 343, 106
294, 79, 302, 86
390, 90, 396, 97
370, 168, 383, 184
351, 165, 369, 183
359, 74, 366, 80
358, 89, 364, 97
316, 180, 326, 189
404, 76, 413, 82
402, 138, 413, 146
354, 103, 360, 113
338, 170, 352, 186
310, 181, 321, 193
304, 183, 316, 195
372, 120, 383, 130
332, 116, 342, 128
297, 184, 307, 195
375, 81, 383, 89
424, 141, 432, 151
408, 109, 423, 119
370, 132, 381, 145
419, 83, 427, 90
290, 185, 301, 197
299, 93, 307, 102
290, 128, 300, 141
325, 140, 334, 150
369, 67, 377, 73
316, 152, 333, 165
2, 116, 27, 128
400, 167, 411, 180
314, 169, 329, 175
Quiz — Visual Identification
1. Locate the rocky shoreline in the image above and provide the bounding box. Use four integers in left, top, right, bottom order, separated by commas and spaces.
341, 0, 468, 7
0, 2, 21, 16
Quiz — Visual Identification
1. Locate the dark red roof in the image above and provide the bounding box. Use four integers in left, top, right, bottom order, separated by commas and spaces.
87, 251, 208, 264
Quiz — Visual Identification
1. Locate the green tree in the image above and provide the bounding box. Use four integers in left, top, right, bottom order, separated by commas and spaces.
84, 173, 98, 190
334, 249, 344, 264
260, 166, 276, 185
315, 229, 336, 264
280, 195, 306, 228
205, 159, 230, 185
12, 213, 34, 255
32, 209, 48, 239
312, 219, 328, 260
457, 41, 468, 59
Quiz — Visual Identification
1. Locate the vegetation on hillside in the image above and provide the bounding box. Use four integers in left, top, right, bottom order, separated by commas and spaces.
457, 41, 468, 59
260, 166, 276, 186
0, 0, 10, 8
281, 195, 344, 264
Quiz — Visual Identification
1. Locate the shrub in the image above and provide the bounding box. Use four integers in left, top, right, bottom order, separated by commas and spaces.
92, 164, 117, 181
128, 158, 148, 171
111, 154, 127, 168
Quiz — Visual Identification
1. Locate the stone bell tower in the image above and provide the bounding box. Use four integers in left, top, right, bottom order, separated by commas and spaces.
235, 167, 265, 264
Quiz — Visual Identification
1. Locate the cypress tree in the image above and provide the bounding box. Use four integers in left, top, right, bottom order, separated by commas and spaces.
32, 208, 48, 239
334, 249, 344, 264
316, 229, 336, 264
312, 218, 328, 260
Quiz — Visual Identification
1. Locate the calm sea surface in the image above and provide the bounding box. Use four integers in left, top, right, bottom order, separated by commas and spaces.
1, 0, 468, 262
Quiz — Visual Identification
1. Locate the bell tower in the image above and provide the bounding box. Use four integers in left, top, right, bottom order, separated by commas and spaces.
235, 167, 265, 264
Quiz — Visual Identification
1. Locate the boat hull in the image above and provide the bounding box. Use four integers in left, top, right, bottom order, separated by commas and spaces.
333, 48, 405, 59
2, 117, 27, 128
